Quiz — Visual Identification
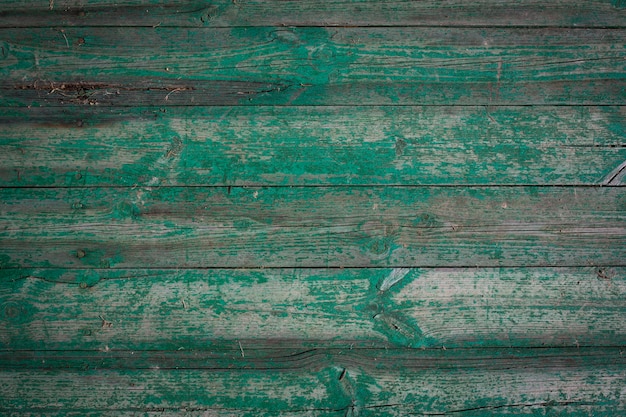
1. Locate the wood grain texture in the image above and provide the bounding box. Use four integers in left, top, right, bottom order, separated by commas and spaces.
1, 1, 625, 414
0, 0, 624, 28
1, 186, 624, 269
1, 27, 624, 106
1, 106, 625, 187
1, 268, 624, 350
0, 348, 624, 416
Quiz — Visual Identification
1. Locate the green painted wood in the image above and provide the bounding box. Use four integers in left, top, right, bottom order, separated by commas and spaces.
1, 268, 624, 350
1, 187, 624, 269
2, 27, 624, 106
1, 106, 624, 187
0, 346, 620, 372
1, 1, 625, 414
1, 0, 624, 28
0, 348, 624, 416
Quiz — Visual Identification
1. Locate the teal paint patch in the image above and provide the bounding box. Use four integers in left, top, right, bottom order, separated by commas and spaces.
0, 254, 19, 269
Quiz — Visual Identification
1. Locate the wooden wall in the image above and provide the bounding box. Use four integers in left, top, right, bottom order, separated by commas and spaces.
1, 1, 625, 415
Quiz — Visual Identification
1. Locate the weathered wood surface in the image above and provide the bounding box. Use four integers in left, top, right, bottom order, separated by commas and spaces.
1, 106, 624, 187
1, 348, 624, 416
2, 27, 625, 106
1, 0, 625, 415
1, 268, 624, 350
1, 0, 624, 28
1, 187, 624, 269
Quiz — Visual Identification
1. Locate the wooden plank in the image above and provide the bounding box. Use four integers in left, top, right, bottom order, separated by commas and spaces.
2, 27, 624, 106
0, 0, 624, 28
1, 268, 624, 350
0, 348, 623, 416
1, 106, 624, 187
1, 186, 624, 268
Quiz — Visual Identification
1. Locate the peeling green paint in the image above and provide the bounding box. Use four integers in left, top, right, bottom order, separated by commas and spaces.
1, 0, 625, 414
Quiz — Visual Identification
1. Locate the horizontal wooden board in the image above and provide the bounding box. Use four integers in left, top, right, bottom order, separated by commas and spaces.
0, 0, 625, 28
1, 267, 624, 350
1, 106, 625, 187
1, 187, 624, 268
0, 348, 624, 416
2, 27, 624, 106
2, 347, 622, 371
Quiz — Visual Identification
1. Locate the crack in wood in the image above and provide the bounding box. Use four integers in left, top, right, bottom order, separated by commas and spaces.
421, 399, 593, 415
